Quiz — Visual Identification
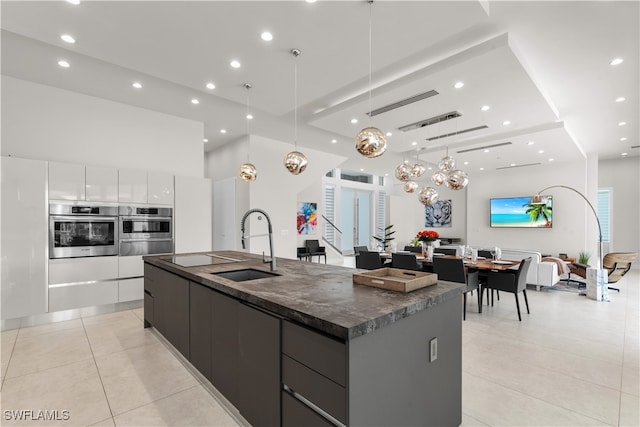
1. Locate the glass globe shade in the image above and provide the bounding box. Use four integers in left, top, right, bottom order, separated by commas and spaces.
438, 155, 455, 171
446, 169, 469, 190
410, 163, 426, 178
418, 187, 439, 206
431, 171, 447, 186
284, 151, 308, 175
395, 163, 411, 181
355, 127, 387, 158
239, 163, 257, 182
404, 180, 418, 193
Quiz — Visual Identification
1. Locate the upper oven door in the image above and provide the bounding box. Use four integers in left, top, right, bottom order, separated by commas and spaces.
49, 215, 118, 259
119, 216, 172, 240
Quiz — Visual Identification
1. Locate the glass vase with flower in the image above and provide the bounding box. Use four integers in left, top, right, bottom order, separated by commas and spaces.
416, 230, 439, 259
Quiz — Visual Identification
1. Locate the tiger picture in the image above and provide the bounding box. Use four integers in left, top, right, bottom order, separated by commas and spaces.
425, 199, 452, 227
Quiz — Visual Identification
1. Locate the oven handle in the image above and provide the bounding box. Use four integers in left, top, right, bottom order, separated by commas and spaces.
51, 215, 118, 221
119, 216, 173, 221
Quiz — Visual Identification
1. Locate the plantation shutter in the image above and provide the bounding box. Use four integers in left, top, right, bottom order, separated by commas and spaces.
597, 190, 610, 242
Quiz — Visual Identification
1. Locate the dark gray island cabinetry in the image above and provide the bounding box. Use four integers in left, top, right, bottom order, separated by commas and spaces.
144, 251, 465, 427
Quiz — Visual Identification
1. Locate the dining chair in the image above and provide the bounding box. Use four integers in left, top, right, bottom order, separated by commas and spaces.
356, 251, 383, 270
353, 245, 368, 255
304, 239, 327, 263
391, 252, 421, 271
403, 245, 422, 253
477, 250, 493, 259
483, 257, 532, 321
434, 248, 456, 256
432, 257, 480, 320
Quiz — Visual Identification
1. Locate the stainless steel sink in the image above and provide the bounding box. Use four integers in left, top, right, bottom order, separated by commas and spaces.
212, 268, 280, 282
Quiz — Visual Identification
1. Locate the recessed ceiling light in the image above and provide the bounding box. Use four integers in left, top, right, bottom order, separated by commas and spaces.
386, 132, 392, 137
548, 158, 555, 162
384, 173, 389, 176
66, 0, 80, 4
350, 118, 358, 124
480, 167, 484, 171
306, 0, 317, 3
246, 114, 253, 120
527, 141, 535, 145
502, 120, 511, 126
620, 137, 627, 141
453, 81, 464, 89
510, 163, 516, 167
191, 98, 200, 105
481, 105, 490, 111
427, 167, 432, 170
483, 149, 490, 153
57, 60, 70, 68
360, 168, 364, 172
331, 139, 337, 144
463, 161, 469, 165
621, 152, 628, 156
220, 129, 227, 134
230, 60, 241, 68
60, 34, 75, 44
206, 82, 215, 90
538, 150, 545, 154
132, 82, 142, 89
411, 141, 417, 146
610, 58, 624, 66
618, 121, 627, 126
615, 97, 626, 103
404, 160, 409, 164
203, 138, 208, 143
260, 32, 273, 41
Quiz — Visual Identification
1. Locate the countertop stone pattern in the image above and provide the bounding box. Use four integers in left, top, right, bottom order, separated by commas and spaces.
144, 251, 464, 340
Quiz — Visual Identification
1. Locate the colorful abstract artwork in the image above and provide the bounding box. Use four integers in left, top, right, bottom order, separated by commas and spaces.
297, 202, 317, 235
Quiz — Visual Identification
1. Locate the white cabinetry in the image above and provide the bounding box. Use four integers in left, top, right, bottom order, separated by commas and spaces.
49, 161, 118, 202
119, 169, 174, 205
175, 176, 212, 253
1, 156, 48, 320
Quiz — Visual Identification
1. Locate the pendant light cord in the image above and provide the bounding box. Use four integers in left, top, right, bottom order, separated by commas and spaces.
245, 83, 251, 163
368, 0, 373, 126
294, 53, 298, 149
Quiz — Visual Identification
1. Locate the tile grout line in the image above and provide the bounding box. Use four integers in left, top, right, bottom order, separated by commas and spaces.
80, 315, 116, 424
1, 327, 21, 391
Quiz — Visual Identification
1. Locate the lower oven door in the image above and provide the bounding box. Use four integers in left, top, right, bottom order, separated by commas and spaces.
119, 238, 174, 256
50, 215, 118, 259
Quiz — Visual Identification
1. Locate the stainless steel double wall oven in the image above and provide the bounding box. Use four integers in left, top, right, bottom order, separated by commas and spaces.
118, 206, 173, 256
49, 203, 173, 258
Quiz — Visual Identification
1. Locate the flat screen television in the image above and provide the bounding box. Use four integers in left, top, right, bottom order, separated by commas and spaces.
490, 196, 553, 228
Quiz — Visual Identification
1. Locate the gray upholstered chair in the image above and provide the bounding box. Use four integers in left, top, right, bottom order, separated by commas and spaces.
483, 257, 532, 321
433, 257, 480, 320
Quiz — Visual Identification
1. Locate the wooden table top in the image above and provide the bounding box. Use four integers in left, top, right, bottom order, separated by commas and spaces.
383, 252, 521, 271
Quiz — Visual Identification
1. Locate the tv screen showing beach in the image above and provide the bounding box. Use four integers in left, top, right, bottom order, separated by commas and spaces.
490, 196, 553, 228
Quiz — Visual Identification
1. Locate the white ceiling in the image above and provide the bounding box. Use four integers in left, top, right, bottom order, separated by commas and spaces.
2, 1, 638, 178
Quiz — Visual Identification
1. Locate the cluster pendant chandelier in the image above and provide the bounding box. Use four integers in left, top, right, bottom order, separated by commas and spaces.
284, 48, 308, 175
239, 83, 257, 182
355, 0, 386, 158
431, 147, 469, 191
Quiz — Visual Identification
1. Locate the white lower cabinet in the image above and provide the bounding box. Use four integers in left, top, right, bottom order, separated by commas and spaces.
118, 277, 143, 302
48, 257, 119, 311
118, 256, 144, 302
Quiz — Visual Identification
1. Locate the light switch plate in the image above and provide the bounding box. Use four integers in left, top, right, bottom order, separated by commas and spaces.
429, 337, 438, 362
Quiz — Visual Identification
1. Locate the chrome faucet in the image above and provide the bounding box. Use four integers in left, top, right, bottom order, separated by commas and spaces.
240, 208, 276, 272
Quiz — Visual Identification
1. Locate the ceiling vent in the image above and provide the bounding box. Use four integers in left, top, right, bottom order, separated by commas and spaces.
426, 125, 488, 141
399, 111, 461, 132
457, 142, 512, 153
496, 163, 541, 170
368, 90, 439, 117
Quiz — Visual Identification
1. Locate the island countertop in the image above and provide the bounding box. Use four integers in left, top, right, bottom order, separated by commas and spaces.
144, 250, 464, 340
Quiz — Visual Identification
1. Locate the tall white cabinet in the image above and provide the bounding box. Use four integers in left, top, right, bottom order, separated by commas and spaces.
1, 157, 48, 320
49, 161, 118, 202
119, 169, 173, 205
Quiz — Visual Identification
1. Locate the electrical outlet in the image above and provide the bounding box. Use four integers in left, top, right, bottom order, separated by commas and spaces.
429, 337, 438, 362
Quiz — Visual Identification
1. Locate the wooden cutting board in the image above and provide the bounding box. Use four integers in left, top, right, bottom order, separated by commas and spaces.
353, 268, 438, 293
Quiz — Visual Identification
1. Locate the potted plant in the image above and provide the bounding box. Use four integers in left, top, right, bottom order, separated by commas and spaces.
372, 224, 395, 251
577, 250, 591, 265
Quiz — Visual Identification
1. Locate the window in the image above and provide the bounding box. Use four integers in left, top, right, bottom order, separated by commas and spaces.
597, 189, 611, 242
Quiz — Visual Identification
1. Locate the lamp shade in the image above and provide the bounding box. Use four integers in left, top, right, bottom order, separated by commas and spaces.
410, 163, 426, 178
404, 180, 418, 193
445, 170, 468, 190
438, 155, 455, 171
239, 163, 257, 182
418, 187, 439, 206
355, 127, 387, 158
284, 151, 308, 175
431, 170, 447, 186
395, 163, 411, 181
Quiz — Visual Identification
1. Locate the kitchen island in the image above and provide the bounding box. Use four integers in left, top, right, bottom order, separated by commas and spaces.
144, 251, 464, 427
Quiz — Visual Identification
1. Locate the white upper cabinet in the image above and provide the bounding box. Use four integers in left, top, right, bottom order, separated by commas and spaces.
49, 161, 85, 200
118, 168, 148, 204
49, 162, 118, 202
148, 172, 174, 205
86, 166, 118, 202
119, 169, 174, 205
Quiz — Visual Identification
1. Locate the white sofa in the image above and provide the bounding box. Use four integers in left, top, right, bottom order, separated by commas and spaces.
498, 249, 560, 291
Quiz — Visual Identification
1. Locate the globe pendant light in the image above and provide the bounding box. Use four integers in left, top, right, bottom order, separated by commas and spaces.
355, 1, 386, 158
438, 155, 455, 171
395, 162, 411, 181
404, 180, 418, 193
418, 187, 439, 206
446, 169, 469, 190
431, 170, 447, 186
284, 49, 308, 175
411, 150, 425, 178
239, 83, 257, 182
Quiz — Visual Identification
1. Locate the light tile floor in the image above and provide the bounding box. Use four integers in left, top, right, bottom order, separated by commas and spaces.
0, 271, 638, 426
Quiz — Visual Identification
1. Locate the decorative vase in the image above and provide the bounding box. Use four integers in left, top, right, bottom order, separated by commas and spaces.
421, 241, 435, 260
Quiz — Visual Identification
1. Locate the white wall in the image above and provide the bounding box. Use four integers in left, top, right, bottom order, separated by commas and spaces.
1, 77, 204, 176
466, 160, 590, 259
206, 135, 346, 260
599, 157, 640, 256
391, 185, 467, 249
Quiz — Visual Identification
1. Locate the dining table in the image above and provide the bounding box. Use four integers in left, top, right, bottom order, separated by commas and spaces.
381, 252, 521, 271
